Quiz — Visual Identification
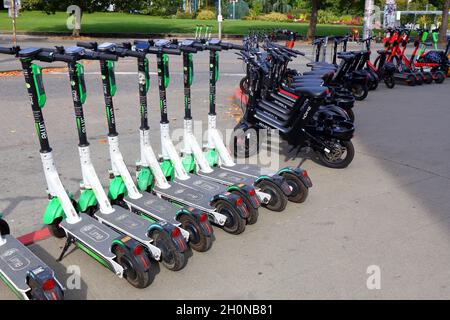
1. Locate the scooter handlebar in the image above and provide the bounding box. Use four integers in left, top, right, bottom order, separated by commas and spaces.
0, 46, 19, 55
221, 42, 244, 50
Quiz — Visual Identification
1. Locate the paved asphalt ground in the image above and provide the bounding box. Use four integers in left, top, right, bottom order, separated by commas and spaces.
1, 36, 450, 300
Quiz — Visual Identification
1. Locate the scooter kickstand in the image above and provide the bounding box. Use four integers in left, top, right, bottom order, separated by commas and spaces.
57, 235, 75, 262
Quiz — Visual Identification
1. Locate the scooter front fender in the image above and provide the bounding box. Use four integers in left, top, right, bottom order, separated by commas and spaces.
42, 197, 66, 225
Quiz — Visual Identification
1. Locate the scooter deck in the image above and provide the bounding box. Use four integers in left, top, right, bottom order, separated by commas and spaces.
60, 215, 117, 260
221, 163, 274, 179
154, 180, 214, 211
123, 194, 179, 225
0, 235, 49, 292
95, 205, 163, 242
198, 167, 256, 186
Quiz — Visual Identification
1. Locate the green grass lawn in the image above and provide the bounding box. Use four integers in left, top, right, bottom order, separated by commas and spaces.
0, 11, 361, 36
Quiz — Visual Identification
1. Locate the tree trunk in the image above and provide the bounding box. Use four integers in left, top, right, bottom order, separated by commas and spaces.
439, 0, 449, 44
307, 0, 319, 40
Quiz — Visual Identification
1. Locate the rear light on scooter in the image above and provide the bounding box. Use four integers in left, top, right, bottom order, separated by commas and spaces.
133, 245, 143, 256
199, 213, 208, 222
236, 197, 243, 206
302, 170, 309, 178
249, 189, 256, 197
171, 227, 181, 238
42, 279, 56, 291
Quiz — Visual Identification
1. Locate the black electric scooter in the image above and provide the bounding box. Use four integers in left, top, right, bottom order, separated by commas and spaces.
234, 51, 355, 168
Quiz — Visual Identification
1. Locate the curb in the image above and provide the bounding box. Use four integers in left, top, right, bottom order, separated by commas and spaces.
0, 30, 248, 40
17, 227, 51, 246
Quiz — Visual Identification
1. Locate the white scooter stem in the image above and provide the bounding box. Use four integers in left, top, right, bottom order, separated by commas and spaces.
79, 146, 115, 214
108, 136, 142, 200
183, 119, 213, 174
206, 114, 236, 167
139, 129, 171, 189
41, 152, 80, 224
160, 123, 190, 180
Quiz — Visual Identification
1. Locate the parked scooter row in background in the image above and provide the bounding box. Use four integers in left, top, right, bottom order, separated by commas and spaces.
233, 27, 448, 169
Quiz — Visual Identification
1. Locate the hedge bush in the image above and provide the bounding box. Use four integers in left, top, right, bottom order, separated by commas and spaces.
196, 10, 216, 20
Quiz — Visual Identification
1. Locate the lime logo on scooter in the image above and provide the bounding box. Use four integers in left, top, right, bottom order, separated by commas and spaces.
106, 60, 117, 97
31, 64, 46, 109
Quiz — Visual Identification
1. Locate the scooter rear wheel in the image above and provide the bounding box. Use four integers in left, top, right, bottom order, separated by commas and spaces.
256, 180, 288, 212
216, 200, 246, 235
239, 76, 249, 95
114, 245, 152, 288
351, 84, 368, 101
0, 218, 10, 236
345, 108, 355, 123
179, 214, 213, 252
317, 140, 355, 169
281, 172, 309, 203
153, 231, 187, 271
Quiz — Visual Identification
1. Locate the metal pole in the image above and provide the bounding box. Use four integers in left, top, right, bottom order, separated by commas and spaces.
218, 0, 222, 39
363, 0, 374, 39
12, 0, 17, 45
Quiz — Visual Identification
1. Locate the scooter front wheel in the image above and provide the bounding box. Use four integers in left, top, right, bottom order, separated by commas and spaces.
48, 217, 66, 239
0, 218, 10, 235
256, 180, 288, 212
153, 231, 187, 271
281, 172, 309, 204
178, 214, 213, 252
215, 200, 246, 235
114, 245, 152, 288
384, 76, 395, 89
317, 140, 355, 169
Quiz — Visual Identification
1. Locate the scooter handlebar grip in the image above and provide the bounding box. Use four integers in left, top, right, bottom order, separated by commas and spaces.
76, 41, 97, 50
0, 47, 15, 54
36, 51, 75, 63
231, 44, 245, 50
162, 48, 181, 55
207, 45, 222, 51
125, 50, 146, 58
89, 52, 119, 61
181, 46, 197, 53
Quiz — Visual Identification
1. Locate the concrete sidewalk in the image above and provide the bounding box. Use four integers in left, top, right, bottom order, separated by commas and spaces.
0, 38, 450, 300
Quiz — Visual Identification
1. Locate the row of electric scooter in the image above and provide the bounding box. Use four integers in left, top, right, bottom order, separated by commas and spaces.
230, 27, 449, 169
0, 35, 313, 299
